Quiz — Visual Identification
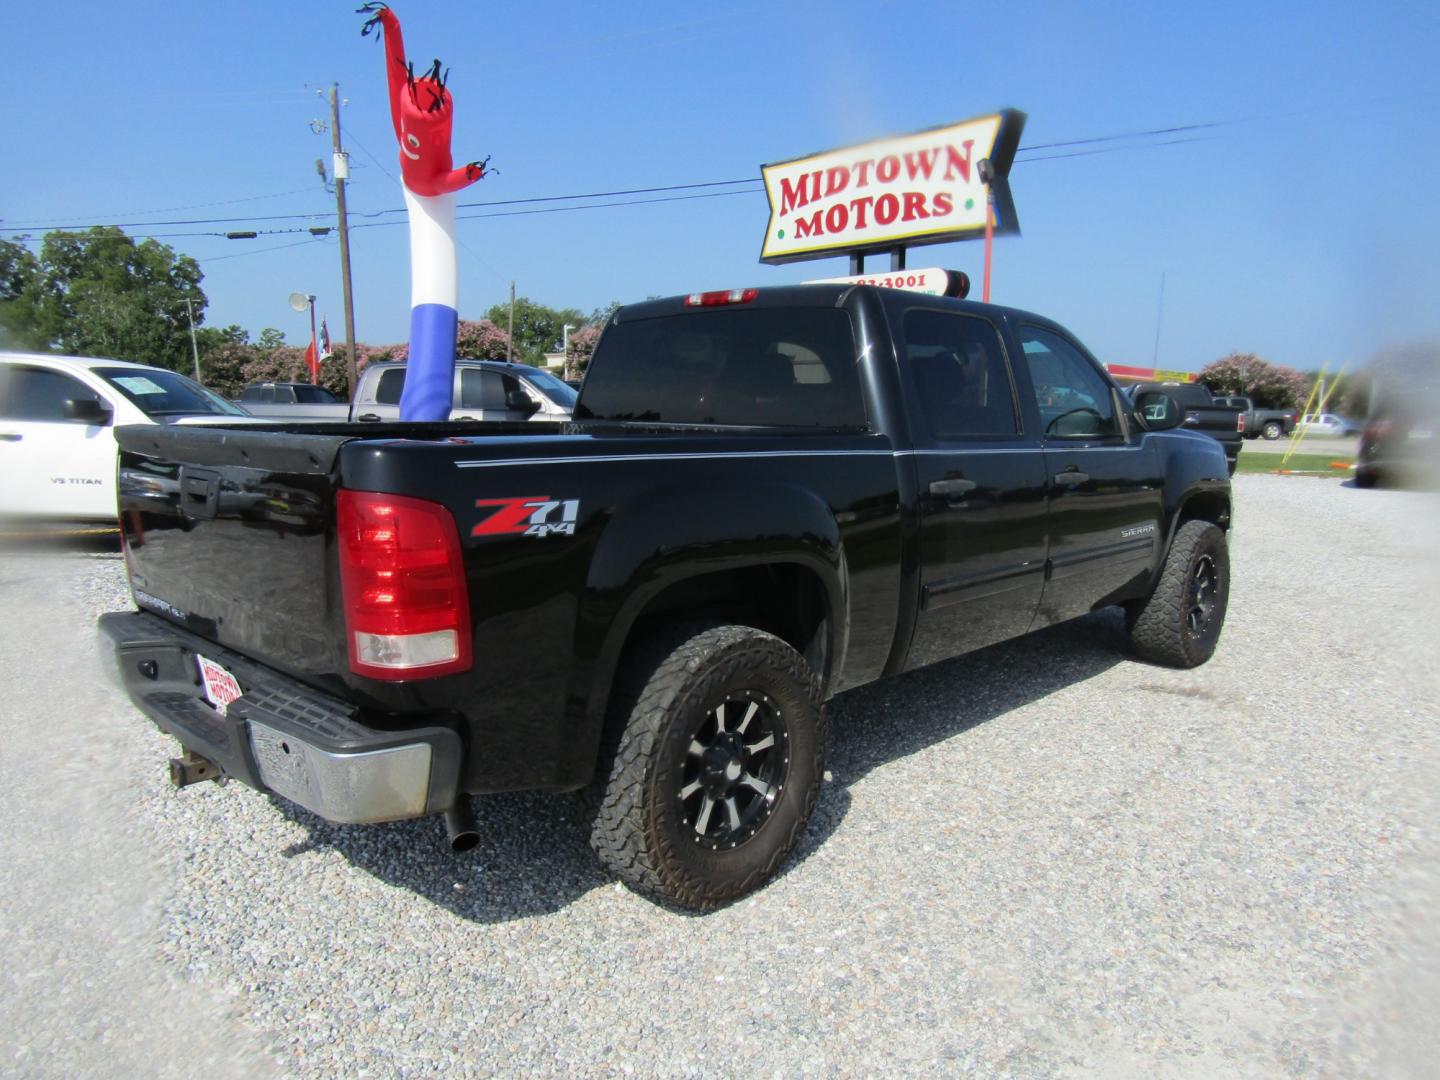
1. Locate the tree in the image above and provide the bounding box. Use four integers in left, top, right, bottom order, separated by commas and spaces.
1198, 352, 1309, 409
34, 227, 206, 370
482, 296, 583, 365
0, 238, 49, 351
565, 323, 603, 380
192, 324, 252, 398
455, 318, 510, 360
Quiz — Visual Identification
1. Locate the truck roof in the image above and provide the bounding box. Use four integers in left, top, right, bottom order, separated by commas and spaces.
611, 284, 1057, 328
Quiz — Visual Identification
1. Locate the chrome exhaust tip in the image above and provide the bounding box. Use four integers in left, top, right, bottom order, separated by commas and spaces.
444, 798, 480, 852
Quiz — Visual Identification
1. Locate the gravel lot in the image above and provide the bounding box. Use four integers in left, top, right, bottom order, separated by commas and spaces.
3, 474, 1438, 1078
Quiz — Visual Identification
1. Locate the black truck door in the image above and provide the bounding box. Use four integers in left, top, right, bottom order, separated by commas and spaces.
1014, 324, 1164, 627
897, 307, 1050, 670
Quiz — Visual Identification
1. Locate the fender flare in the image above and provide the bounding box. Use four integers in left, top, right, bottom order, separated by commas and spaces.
568, 480, 848, 758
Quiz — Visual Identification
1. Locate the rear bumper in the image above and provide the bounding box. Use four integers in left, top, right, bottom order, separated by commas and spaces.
98, 611, 462, 824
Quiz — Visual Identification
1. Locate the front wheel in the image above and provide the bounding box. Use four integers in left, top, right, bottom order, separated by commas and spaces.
1127, 520, 1230, 668
590, 624, 825, 910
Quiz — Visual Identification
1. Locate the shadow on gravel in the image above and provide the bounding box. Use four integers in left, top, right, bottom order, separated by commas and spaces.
774, 607, 1130, 885
276, 607, 1130, 922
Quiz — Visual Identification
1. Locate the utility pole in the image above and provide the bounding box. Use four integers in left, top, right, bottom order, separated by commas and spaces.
182, 298, 201, 382
330, 83, 359, 399
1151, 270, 1167, 367
507, 281, 515, 362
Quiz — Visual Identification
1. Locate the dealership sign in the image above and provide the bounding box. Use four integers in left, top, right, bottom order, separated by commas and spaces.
802, 266, 969, 298
760, 110, 1025, 265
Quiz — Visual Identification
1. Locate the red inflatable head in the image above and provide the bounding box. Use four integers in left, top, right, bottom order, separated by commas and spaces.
360, 4, 489, 198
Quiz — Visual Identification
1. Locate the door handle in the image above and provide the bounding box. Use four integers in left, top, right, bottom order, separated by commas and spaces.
0, 433, 21, 442
929, 477, 978, 497
357, 413, 381, 422
1053, 470, 1090, 487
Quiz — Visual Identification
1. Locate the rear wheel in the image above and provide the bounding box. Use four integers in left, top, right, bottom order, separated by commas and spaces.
1127, 520, 1230, 668
589, 624, 824, 910
1263, 420, 1282, 440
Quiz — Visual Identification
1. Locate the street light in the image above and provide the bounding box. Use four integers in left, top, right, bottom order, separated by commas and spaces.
289, 292, 319, 382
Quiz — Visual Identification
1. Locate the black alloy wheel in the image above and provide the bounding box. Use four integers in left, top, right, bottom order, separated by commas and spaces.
1127, 519, 1230, 668
680, 690, 789, 851
589, 623, 824, 910
1185, 553, 1219, 638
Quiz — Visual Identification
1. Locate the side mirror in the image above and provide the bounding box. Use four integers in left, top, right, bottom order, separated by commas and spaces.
1132, 391, 1182, 431
64, 398, 113, 426
506, 389, 541, 415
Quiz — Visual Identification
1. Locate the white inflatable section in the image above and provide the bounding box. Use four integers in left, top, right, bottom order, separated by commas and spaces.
403, 187, 458, 309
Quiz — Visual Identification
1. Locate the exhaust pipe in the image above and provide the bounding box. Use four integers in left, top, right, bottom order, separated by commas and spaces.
444, 798, 480, 852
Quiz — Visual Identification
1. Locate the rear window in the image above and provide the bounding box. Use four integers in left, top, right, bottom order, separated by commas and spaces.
294, 385, 339, 403
577, 308, 866, 428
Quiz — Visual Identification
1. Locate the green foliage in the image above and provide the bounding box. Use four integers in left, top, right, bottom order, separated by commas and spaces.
483, 296, 583, 366
254, 327, 287, 352
0, 239, 50, 351
32, 228, 206, 371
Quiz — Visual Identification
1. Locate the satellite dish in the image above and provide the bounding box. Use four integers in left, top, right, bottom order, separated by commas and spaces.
288, 292, 311, 313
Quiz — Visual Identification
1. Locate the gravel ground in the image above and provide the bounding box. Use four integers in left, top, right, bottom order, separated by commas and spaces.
2, 474, 1438, 1078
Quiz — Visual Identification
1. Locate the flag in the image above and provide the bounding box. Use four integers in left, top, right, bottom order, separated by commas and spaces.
319, 317, 332, 360
304, 340, 319, 382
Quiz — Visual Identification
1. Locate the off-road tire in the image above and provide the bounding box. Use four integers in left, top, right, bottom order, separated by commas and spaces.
1127, 520, 1230, 668
589, 624, 824, 911
1262, 420, 1283, 440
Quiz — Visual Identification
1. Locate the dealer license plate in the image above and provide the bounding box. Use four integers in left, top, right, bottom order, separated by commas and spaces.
196, 654, 243, 715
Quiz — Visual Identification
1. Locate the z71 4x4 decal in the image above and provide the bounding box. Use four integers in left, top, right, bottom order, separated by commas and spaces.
472, 496, 581, 538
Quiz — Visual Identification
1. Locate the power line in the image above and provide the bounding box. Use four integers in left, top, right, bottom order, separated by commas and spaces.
0, 113, 1307, 240
0, 187, 325, 227
199, 237, 331, 263
1017, 134, 1224, 163
1015, 120, 1237, 154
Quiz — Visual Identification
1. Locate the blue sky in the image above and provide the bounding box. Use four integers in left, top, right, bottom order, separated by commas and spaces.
3, 0, 1438, 373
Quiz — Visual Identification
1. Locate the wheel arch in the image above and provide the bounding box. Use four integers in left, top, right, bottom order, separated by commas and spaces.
568, 482, 847, 785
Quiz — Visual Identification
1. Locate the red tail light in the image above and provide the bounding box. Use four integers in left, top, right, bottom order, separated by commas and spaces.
685, 288, 758, 307
1237, 414, 1246, 433
337, 489, 472, 680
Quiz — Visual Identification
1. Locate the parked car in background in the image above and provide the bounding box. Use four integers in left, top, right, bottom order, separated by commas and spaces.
1211, 395, 1298, 440
0, 352, 263, 522
236, 381, 351, 420
1125, 381, 1242, 474
349, 359, 577, 423
1355, 386, 1439, 489
1297, 413, 1356, 437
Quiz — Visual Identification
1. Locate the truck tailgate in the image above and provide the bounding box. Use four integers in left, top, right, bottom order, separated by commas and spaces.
116, 424, 353, 682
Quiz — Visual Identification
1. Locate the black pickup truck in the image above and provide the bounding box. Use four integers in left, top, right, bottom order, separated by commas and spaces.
100, 285, 1232, 910
1211, 395, 1298, 441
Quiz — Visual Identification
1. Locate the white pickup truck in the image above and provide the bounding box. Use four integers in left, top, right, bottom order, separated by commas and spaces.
347, 359, 576, 423
0, 351, 263, 521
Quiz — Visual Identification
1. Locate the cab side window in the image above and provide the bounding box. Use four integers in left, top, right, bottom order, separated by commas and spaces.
1019, 326, 1121, 438
374, 369, 406, 406
0, 367, 102, 423
902, 310, 1019, 438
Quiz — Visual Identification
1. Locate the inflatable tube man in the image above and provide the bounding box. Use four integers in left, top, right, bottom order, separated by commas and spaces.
360, 3, 490, 421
